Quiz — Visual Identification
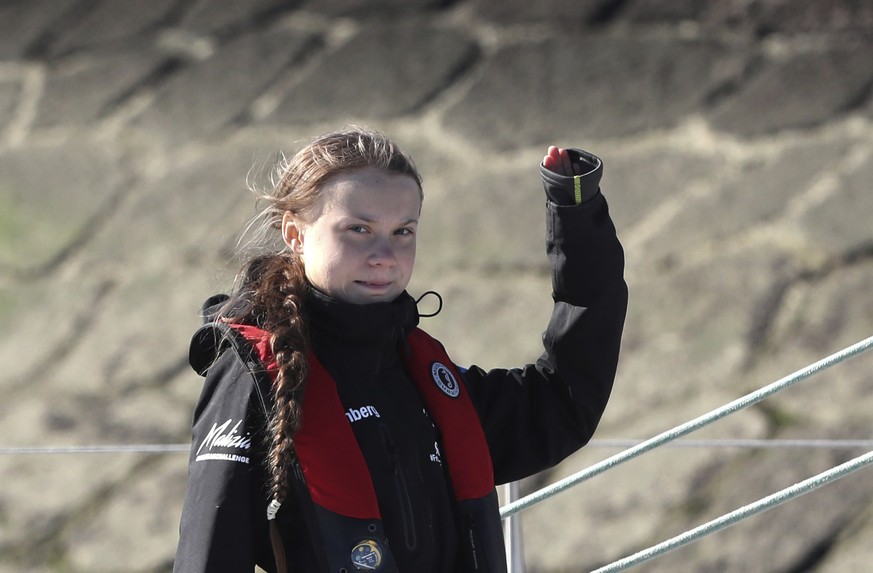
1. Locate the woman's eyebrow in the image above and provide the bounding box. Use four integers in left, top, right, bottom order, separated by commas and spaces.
344, 213, 419, 225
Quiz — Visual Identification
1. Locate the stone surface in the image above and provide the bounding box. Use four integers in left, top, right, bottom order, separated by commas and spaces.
266, 22, 479, 124
0, 80, 21, 128
801, 149, 873, 257
45, 0, 182, 58
709, 44, 873, 136
444, 34, 748, 148
1, 2, 872, 572
177, 0, 293, 37
471, 0, 617, 23
622, 0, 873, 34
301, 0, 442, 17
135, 26, 315, 144
0, 0, 79, 59
34, 46, 170, 128
0, 139, 128, 276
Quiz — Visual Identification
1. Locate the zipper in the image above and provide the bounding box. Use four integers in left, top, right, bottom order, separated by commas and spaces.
380, 426, 417, 551
394, 465, 417, 551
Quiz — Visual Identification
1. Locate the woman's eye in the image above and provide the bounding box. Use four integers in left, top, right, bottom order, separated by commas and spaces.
349, 225, 368, 233
395, 227, 415, 236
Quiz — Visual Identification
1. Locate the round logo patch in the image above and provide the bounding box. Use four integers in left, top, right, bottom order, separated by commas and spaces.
351, 539, 383, 570
431, 362, 460, 398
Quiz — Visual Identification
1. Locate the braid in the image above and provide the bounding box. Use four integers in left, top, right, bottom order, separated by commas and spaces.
263, 256, 309, 506
229, 252, 310, 506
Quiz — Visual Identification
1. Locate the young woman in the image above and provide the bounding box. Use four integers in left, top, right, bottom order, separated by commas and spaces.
173, 127, 627, 573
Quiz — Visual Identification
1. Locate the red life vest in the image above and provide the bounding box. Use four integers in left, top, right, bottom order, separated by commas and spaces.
299, 328, 495, 517
231, 324, 506, 572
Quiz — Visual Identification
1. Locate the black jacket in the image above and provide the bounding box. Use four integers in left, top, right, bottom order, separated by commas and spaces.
173, 149, 628, 572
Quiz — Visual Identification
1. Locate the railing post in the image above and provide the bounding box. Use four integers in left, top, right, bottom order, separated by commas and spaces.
503, 481, 526, 572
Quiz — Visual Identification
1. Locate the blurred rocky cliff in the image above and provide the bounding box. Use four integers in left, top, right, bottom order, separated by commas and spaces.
1, 1, 872, 571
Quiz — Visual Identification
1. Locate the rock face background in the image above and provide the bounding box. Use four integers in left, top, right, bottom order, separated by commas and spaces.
1, 1, 872, 572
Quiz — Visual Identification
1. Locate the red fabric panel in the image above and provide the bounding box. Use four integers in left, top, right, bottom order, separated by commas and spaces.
230, 325, 278, 372
405, 330, 495, 500
295, 355, 382, 519
230, 324, 381, 519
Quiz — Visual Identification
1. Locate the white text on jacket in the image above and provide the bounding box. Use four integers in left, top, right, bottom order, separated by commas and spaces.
345, 405, 381, 423
196, 419, 252, 464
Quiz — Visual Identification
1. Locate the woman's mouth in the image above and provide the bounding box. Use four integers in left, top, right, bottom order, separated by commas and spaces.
355, 280, 392, 290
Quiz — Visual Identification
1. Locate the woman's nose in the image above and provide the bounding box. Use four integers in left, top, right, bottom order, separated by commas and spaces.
368, 238, 396, 266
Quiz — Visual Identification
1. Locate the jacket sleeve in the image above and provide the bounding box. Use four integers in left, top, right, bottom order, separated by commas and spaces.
463, 150, 628, 485
173, 350, 272, 572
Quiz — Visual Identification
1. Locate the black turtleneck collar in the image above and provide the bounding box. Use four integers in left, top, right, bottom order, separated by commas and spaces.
304, 289, 422, 379
305, 288, 421, 347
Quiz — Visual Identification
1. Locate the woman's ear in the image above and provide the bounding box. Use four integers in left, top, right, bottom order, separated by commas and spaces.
281, 212, 305, 254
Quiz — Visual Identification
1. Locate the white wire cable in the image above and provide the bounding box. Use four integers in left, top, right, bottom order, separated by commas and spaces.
2, 439, 872, 457
501, 333, 873, 518
587, 438, 873, 449
0, 444, 191, 455
591, 449, 873, 573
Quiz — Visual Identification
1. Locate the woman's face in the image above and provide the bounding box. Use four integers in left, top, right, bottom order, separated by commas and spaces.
282, 166, 422, 305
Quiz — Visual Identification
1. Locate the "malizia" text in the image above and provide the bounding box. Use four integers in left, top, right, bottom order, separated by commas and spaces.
196, 419, 252, 457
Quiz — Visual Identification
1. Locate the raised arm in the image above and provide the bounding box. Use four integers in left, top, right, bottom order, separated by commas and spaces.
462, 148, 628, 484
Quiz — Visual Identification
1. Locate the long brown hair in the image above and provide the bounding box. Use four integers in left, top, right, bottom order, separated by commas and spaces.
222, 126, 422, 509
